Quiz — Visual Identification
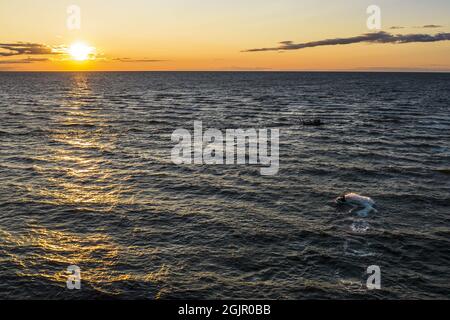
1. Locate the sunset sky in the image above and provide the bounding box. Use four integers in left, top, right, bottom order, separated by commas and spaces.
1, 0, 449, 71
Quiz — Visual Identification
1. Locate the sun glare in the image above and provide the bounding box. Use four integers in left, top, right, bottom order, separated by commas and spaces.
69, 42, 93, 61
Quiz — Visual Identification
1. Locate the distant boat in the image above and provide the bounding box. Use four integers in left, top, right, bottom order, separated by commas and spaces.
302, 119, 324, 126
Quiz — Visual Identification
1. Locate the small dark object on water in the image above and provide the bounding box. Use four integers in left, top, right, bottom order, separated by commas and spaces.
436, 168, 450, 175
302, 119, 324, 126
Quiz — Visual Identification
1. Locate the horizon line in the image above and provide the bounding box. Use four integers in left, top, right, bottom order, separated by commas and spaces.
1, 69, 450, 73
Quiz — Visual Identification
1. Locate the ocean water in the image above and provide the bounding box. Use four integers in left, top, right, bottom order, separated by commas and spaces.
0, 72, 449, 299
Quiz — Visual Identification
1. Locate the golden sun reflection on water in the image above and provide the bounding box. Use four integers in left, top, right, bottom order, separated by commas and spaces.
14, 74, 169, 297
30, 74, 133, 208
1, 226, 168, 296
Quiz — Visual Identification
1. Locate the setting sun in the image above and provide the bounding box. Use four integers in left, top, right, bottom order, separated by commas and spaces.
68, 42, 93, 61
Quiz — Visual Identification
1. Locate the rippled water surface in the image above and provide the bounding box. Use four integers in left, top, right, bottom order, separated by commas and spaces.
0, 72, 449, 299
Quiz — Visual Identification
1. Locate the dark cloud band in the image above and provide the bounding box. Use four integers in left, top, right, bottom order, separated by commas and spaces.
113, 58, 166, 63
421, 25, 443, 29
0, 43, 54, 57
244, 31, 450, 52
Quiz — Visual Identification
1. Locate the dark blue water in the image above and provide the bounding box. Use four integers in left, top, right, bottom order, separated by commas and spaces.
0, 72, 449, 299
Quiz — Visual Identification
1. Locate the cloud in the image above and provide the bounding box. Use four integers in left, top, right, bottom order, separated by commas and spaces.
113, 58, 166, 63
0, 42, 55, 57
243, 31, 450, 52
220, 66, 273, 71
391, 25, 444, 30
420, 24, 443, 29
0, 57, 50, 64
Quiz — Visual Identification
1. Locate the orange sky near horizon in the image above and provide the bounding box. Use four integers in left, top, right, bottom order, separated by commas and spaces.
1, 0, 449, 71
